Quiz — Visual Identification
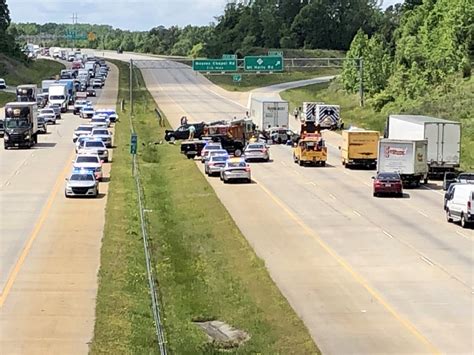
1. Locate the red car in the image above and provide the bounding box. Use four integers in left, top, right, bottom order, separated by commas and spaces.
373, 172, 403, 197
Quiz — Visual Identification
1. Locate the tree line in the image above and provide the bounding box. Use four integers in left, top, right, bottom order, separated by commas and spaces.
10, 0, 408, 58
342, 0, 473, 110
0, 0, 22, 58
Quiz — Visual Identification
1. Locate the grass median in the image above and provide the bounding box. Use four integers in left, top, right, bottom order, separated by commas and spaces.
91, 59, 319, 354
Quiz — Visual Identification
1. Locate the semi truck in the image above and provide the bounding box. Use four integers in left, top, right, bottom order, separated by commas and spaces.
249, 98, 289, 131
341, 128, 379, 169
48, 84, 69, 112
385, 115, 461, 176
57, 79, 76, 104
377, 139, 429, 186
16, 85, 38, 102
85, 61, 96, 78
3, 102, 38, 149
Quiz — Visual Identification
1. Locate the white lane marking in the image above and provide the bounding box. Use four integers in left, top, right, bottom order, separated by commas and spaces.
328, 193, 336, 200
293, 170, 301, 176
417, 210, 429, 218
15, 170, 20, 176
383, 230, 394, 239
353, 210, 362, 217
281, 161, 287, 167
421, 256, 434, 266
309, 182, 317, 187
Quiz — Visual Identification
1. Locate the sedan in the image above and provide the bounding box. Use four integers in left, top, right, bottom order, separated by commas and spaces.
48, 104, 62, 119
37, 117, 48, 134
201, 142, 223, 163
80, 106, 95, 119
73, 124, 94, 142
65, 171, 99, 198
38, 113, 56, 125
87, 88, 97, 97
220, 158, 251, 184
78, 139, 109, 162
244, 143, 270, 162
73, 154, 103, 181
373, 172, 403, 197
205, 155, 229, 176
90, 117, 109, 128
0, 78, 6, 89
91, 128, 112, 148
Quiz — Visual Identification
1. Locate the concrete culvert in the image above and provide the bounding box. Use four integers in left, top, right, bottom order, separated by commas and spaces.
194, 320, 250, 350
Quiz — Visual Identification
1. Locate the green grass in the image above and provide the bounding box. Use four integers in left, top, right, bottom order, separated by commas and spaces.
0, 92, 16, 106
206, 68, 341, 92
91, 59, 319, 354
281, 77, 474, 171
0, 54, 65, 86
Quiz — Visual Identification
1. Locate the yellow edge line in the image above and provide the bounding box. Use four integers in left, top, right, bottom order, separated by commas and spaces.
252, 176, 441, 355
0, 150, 75, 308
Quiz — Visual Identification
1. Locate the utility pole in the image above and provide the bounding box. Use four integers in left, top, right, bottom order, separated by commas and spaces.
71, 13, 78, 50
359, 58, 364, 107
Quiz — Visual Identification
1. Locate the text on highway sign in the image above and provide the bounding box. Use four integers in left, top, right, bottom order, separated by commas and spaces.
192, 59, 237, 72
244, 56, 284, 72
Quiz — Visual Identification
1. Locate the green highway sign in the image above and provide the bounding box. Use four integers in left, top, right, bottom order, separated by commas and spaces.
65, 30, 87, 40
268, 50, 283, 57
232, 74, 242, 83
130, 133, 137, 154
192, 58, 237, 72
244, 56, 284, 72
222, 54, 237, 60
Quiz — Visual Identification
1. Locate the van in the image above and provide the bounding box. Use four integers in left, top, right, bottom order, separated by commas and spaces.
445, 184, 474, 228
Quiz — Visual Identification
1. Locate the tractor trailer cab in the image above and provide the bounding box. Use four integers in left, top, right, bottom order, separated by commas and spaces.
4, 102, 38, 149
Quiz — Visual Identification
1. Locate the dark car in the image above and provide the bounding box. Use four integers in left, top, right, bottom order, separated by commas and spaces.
180, 140, 207, 159
0, 119, 4, 137
87, 88, 96, 97
373, 172, 403, 197
117, 48, 123, 54
164, 123, 205, 142
208, 134, 245, 157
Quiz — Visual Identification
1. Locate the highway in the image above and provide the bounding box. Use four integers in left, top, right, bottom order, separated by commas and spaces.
96, 50, 474, 354
0, 63, 118, 354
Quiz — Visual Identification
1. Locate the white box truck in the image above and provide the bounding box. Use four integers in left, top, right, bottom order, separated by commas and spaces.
48, 85, 69, 112
385, 115, 461, 175
378, 139, 429, 186
250, 98, 289, 131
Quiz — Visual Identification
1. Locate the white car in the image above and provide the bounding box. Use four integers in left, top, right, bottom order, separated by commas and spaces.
65, 170, 99, 198
90, 117, 109, 128
95, 109, 118, 123
0, 78, 6, 89
91, 128, 112, 148
73, 154, 103, 181
446, 184, 474, 228
244, 143, 270, 162
220, 158, 251, 184
80, 106, 95, 119
38, 112, 56, 125
73, 124, 94, 142
78, 139, 109, 162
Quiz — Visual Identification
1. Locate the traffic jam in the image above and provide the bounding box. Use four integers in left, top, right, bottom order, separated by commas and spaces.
1, 51, 116, 199
170, 100, 473, 228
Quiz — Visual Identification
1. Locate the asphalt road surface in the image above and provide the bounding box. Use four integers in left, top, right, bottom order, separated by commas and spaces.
0, 63, 118, 354
96, 50, 473, 354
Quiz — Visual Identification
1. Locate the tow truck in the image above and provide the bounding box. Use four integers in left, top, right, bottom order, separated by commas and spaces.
292, 121, 327, 166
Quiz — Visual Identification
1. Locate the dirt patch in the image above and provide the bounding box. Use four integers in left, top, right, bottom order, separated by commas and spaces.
195, 320, 250, 350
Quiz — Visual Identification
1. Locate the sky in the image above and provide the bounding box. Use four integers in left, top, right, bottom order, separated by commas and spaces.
8, 0, 403, 31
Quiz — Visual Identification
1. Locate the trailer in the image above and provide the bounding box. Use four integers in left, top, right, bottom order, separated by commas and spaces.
341, 128, 379, 169
249, 98, 289, 131
377, 139, 429, 186
385, 115, 461, 176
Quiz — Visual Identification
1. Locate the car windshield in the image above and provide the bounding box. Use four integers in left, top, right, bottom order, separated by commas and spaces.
206, 145, 222, 150
6, 119, 29, 128
86, 141, 105, 148
41, 109, 54, 114
247, 144, 264, 149
77, 126, 92, 132
93, 130, 108, 135
83, 108, 93, 111
77, 156, 99, 163
378, 173, 400, 180
70, 174, 94, 181
212, 156, 228, 162
228, 162, 246, 168
50, 95, 65, 100
92, 119, 105, 122
458, 174, 474, 182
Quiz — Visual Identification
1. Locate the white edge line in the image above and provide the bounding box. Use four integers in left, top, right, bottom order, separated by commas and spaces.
383, 230, 394, 239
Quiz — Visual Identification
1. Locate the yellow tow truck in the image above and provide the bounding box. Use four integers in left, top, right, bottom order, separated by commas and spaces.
293, 132, 327, 166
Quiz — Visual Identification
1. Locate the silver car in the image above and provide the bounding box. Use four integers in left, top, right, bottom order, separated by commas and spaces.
205, 155, 229, 176
91, 128, 112, 148
65, 171, 99, 198
78, 139, 109, 162
201, 143, 223, 163
244, 143, 270, 162
220, 158, 251, 184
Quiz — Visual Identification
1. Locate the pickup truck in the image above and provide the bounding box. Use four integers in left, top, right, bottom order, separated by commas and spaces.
165, 123, 205, 141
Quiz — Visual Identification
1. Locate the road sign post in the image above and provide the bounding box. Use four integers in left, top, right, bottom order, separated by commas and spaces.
244, 56, 284, 72
131, 133, 138, 155
192, 59, 237, 72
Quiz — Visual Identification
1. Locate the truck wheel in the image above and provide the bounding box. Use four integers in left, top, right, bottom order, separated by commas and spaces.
169, 136, 176, 142
461, 213, 469, 228
34, 134, 38, 144
424, 178, 428, 184
234, 149, 242, 157
299, 160, 303, 166
320, 161, 326, 167
4, 143, 8, 150
293, 154, 297, 163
